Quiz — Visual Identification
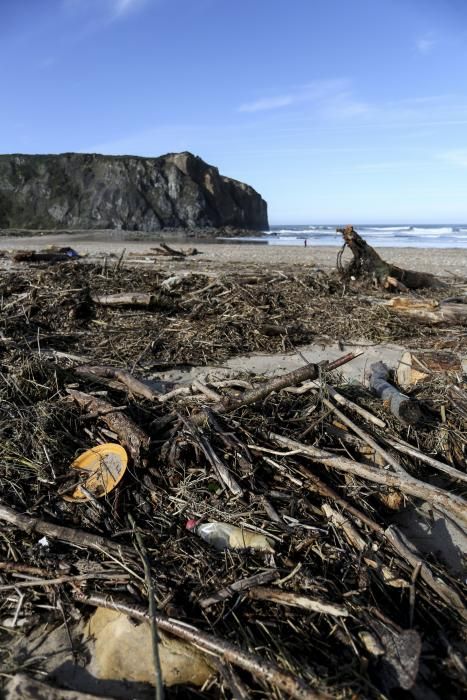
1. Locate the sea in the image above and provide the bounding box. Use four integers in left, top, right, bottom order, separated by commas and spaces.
225, 224, 467, 248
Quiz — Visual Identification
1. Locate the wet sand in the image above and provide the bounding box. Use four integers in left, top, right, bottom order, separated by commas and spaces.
0, 232, 466, 276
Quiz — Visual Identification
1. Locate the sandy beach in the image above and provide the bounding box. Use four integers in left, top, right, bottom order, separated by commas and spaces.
1, 232, 466, 276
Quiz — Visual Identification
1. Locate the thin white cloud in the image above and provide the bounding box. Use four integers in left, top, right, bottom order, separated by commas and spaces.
438, 149, 467, 167
239, 95, 295, 113
416, 34, 438, 54
112, 0, 146, 17
238, 79, 348, 113
63, 0, 148, 20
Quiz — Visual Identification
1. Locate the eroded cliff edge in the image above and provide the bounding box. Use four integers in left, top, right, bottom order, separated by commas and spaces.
0, 151, 268, 231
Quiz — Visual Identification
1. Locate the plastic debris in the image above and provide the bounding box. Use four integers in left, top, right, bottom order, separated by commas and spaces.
63, 444, 127, 502
85, 607, 214, 688
186, 519, 275, 553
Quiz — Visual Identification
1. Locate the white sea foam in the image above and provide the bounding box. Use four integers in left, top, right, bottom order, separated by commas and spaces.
262, 224, 467, 248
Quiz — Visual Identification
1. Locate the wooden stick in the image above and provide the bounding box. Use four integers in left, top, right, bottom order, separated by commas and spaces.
73, 593, 325, 700
0, 503, 130, 556
247, 586, 348, 617
200, 569, 279, 609
322, 397, 406, 475
322, 385, 386, 428
269, 433, 467, 529
0, 570, 128, 591
75, 365, 160, 401
91, 292, 157, 307
383, 435, 467, 484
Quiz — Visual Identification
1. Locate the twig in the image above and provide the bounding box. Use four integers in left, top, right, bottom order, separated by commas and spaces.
200, 570, 279, 609
67, 389, 149, 466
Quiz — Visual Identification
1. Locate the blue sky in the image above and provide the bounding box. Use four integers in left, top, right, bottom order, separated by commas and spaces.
2, 0, 467, 223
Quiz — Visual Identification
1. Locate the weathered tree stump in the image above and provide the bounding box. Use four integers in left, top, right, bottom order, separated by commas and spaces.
337, 226, 446, 289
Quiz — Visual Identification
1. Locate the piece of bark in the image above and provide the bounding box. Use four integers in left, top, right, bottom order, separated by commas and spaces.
67, 389, 149, 466
91, 292, 157, 307
5, 674, 118, 700
385, 297, 467, 325
396, 350, 462, 389
337, 226, 446, 289
368, 361, 423, 425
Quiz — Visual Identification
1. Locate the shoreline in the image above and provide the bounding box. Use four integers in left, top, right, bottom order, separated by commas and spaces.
0, 232, 466, 275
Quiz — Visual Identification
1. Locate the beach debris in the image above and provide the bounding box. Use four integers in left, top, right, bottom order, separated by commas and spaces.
396, 349, 463, 389
62, 443, 128, 502
85, 607, 214, 688
385, 296, 467, 325
186, 519, 275, 552
337, 225, 447, 289
90, 291, 158, 307
11, 246, 79, 263
1, 252, 466, 699
368, 361, 423, 425
151, 242, 201, 257
247, 585, 349, 616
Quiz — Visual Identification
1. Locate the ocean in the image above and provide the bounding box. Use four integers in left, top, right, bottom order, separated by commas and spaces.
226, 224, 467, 248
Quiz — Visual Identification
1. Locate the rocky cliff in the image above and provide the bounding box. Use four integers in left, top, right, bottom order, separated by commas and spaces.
0, 152, 268, 231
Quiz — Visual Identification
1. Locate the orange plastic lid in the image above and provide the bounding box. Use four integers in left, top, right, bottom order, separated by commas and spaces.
63, 443, 128, 502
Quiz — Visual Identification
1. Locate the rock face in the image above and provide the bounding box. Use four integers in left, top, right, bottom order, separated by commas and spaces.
0, 152, 268, 231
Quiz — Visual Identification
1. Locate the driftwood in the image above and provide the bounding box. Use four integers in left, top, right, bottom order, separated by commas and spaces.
67, 389, 150, 465
151, 243, 200, 257
75, 365, 160, 401
11, 247, 79, 264
0, 504, 129, 557
396, 350, 462, 389
368, 361, 423, 425
385, 297, 467, 325
247, 586, 349, 617
337, 226, 446, 289
91, 292, 157, 307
